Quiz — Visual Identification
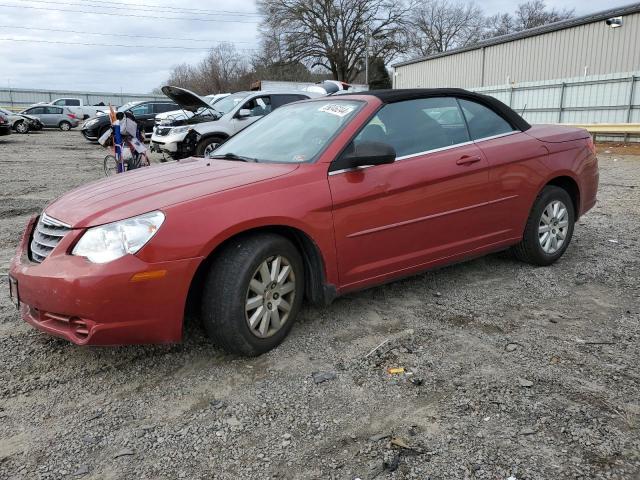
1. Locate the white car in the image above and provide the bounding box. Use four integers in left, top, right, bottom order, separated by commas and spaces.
150, 87, 318, 160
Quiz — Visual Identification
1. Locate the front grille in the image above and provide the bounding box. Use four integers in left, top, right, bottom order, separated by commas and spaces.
30, 213, 71, 263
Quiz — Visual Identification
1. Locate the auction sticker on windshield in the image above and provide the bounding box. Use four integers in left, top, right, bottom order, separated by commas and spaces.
318, 104, 355, 117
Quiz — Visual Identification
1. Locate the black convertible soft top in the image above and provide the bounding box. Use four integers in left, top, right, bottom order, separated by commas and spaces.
343, 88, 531, 132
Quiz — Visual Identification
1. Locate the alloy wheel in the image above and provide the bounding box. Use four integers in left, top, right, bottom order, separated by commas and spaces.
245, 255, 296, 338
203, 142, 220, 158
15, 122, 29, 134
538, 200, 569, 254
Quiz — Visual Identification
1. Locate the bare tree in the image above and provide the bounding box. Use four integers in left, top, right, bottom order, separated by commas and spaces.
257, 0, 410, 83
515, 0, 574, 30
485, 0, 574, 37
410, 0, 486, 56
484, 12, 516, 37
165, 43, 252, 94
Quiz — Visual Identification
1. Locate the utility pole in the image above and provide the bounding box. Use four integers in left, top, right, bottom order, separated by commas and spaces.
365, 27, 370, 86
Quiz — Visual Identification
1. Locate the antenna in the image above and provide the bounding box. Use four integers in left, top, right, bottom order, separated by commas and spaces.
520, 104, 527, 117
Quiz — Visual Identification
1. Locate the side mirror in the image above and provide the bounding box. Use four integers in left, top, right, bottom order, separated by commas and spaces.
237, 108, 251, 118
332, 141, 396, 172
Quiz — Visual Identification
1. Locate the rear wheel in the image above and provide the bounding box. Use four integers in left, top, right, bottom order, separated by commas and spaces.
59, 121, 71, 131
14, 121, 29, 134
201, 233, 304, 356
512, 185, 575, 266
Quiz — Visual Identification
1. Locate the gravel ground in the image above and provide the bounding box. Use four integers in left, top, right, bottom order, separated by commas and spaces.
0, 131, 638, 480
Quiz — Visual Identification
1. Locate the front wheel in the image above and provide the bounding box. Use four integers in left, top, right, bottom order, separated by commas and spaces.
195, 136, 225, 158
15, 121, 29, 134
512, 185, 575, 266
59, 121, 71, 131
201, 233, 305, 356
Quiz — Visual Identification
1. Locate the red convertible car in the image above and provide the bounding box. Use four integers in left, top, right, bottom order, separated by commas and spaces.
9, 89, 598, 355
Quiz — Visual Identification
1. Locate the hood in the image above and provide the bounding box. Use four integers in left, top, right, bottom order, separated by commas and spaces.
19, 114, 39, 122
45, 159, 299, 227
161, 86, 212, 112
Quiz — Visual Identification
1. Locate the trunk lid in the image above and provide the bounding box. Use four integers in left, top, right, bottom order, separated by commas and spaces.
526, 124, 591, 143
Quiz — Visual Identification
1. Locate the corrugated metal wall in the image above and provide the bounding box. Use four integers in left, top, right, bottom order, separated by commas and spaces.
0, 88, 165, 111
394, 11, 640, 88
393, 50, 484, 88
473, 72, 640, 125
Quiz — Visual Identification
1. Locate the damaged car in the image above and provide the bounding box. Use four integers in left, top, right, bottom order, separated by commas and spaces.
150, 87, 317, 160
0, 108, 43, 134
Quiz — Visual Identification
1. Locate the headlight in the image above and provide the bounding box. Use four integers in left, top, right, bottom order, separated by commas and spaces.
85, 118, 98, 127
170, 126, 190, 134
72, 211, 165, 263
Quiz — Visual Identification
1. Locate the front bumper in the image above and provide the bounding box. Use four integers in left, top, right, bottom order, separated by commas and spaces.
9, 216, 203, 345
81, 125, 101, 141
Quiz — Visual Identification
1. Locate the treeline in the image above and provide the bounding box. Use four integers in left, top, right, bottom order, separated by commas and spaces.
163, 0, 573, 94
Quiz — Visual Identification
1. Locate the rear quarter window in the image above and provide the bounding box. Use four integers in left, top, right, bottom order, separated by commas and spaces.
458, 99, 515, 140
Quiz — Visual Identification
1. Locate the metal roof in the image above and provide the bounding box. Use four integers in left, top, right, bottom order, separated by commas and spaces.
393, 2, 640, 68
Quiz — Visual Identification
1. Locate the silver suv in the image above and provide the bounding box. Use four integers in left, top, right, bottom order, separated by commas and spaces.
151, 87, 318, 160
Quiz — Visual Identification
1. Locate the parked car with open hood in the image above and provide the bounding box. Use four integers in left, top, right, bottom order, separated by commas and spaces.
150, 87, 318, 160
0, 107, 43, 133
154, 93, 230, 127
81, 100, 177, 142
9, 89, 598, 356
18, 106, 80, 131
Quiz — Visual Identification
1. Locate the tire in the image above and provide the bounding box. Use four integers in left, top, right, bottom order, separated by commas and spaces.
14, 121, 29, 134
195, 135, 225, 158
59, 121, 71, 131
201, 233, 305, 356
103, 155, 119, 176
512, 185, 575, 266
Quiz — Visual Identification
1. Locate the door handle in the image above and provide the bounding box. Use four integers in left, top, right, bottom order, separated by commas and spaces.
456, 155, 482, 166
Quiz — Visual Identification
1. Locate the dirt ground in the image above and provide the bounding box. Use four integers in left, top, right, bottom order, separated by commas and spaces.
0, 131, 638, 480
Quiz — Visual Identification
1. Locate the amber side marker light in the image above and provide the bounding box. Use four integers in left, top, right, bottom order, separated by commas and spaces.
130, 270, 167, 282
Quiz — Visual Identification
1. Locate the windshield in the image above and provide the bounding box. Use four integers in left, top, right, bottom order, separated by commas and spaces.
210, 92, 250, 115
118, 102, 140, 112
213, 99, 363, 163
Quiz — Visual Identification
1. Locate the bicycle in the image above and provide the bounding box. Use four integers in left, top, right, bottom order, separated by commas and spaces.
103, 144, 150, 176
102, 114, 151, 177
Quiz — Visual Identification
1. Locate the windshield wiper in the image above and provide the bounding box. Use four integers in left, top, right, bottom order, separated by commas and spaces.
207, 152, 258, 162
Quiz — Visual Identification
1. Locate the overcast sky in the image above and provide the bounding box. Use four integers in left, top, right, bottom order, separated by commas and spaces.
0, 0, 635, 94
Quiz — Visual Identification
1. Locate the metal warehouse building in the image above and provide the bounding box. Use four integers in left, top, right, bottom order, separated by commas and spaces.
392, 3, 640, 138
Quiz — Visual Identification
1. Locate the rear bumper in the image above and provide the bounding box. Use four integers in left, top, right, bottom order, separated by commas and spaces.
0, 125, 11, 135
9, 216, 203, 345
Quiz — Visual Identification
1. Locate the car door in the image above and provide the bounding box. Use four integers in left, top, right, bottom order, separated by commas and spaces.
128, 103, 155, 135
230, 95, 272, 134
43, 106, 63, 127
328, 97, 496, 289
24, 107, 45, 124
457, 98, 548, 242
